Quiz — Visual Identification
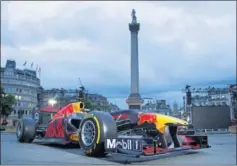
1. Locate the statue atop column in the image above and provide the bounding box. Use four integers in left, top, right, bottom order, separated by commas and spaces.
131, 9, 137, 24
127, 8, 143, 109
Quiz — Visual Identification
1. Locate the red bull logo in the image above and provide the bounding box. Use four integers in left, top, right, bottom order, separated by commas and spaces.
137, 113, 157, 125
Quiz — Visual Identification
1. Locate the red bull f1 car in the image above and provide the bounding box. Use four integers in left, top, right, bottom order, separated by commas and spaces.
16, 102, 210, 157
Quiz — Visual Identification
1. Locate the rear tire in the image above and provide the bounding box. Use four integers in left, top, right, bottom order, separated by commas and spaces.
16, 118, 36, 143
78, 111, 117, 157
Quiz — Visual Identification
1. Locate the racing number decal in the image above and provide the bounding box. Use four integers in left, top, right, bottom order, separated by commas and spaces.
45, 118, 65, 138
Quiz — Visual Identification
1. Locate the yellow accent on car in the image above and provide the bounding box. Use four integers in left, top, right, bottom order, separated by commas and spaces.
155, 114, 189, 134
72, 102, 85, 113
93, 116, 100, 144
70, 133, 79, 141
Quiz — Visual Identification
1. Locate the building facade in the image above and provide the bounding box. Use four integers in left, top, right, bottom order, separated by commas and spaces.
88, 93, 110, 111
1, 60, 41, 121
39, 88, 119, 111
109, 103, 120, 111
191, 87, 230, 106
39, 88, 77, 108
142, 99, 172, 115
186, 85, 236, 107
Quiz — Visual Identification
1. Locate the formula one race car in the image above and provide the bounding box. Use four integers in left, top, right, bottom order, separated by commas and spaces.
16, 102, 210, 157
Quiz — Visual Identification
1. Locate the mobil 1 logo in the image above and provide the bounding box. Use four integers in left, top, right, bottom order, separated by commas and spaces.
105, 137, 142, 152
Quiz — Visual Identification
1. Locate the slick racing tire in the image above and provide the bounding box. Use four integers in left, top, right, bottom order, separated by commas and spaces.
16, 118, 37, 143
78, 111, 117, 157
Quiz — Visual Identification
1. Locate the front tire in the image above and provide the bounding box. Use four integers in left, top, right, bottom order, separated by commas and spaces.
16, 118, 36, 143
78, 111, 117, 157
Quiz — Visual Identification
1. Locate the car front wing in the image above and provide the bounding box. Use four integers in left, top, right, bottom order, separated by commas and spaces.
104, 135, 211, 157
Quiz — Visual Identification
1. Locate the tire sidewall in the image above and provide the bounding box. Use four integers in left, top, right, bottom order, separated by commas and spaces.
78, 115, 102, 155
16, 119, 36, 143
16, 120, 25, 141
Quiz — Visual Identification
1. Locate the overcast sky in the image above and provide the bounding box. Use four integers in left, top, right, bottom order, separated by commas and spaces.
1, 1, 236, 109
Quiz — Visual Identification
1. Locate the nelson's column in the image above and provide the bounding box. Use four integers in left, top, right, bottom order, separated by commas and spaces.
126, 9, 144, 109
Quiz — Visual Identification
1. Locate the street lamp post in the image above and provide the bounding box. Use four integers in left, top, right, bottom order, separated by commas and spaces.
15, 95, 23, 119
229, 84, 236, 121
185, 85, 192, 124
48, 99, 57, 108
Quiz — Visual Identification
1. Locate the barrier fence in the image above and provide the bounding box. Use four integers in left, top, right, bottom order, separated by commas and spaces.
195, 128, 232, 134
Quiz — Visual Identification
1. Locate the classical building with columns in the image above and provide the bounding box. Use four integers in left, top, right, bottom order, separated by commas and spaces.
126, 9, 144, 109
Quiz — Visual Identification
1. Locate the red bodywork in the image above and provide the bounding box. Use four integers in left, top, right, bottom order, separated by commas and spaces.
44, 103, 84, 138
51, 104, 75, 120
45, 118, 65, 138
40, 106, 61, 113
34, 106, 64, 138
113, 114, 129, 119
44, 104, 76, 138
143, 135, 209, 155
34, 105, 60, 114
34, 106, 60, 118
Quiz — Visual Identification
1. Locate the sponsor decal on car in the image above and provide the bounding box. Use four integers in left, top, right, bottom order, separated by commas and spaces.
137, 113, 158, 125
105, 137, 142, 152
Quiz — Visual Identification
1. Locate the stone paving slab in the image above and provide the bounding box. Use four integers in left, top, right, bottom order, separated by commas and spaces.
1, 133, 236, 165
